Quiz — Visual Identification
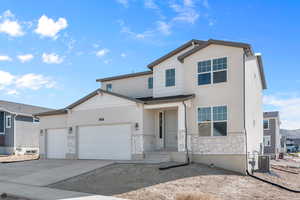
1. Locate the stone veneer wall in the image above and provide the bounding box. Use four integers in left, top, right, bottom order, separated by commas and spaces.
191, 134, 246, 155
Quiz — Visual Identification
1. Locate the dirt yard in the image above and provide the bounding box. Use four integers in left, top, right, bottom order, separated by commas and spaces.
0, 155, 38, 163
49, 163, 300, 200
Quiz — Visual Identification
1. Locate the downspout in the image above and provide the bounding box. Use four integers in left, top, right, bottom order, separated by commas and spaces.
159, 101, 190, 170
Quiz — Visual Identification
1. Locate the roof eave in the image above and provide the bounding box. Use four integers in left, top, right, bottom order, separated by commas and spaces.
256, 55, 267, 90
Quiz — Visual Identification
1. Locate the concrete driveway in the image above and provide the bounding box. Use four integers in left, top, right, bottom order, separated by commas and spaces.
0, 159, 113, 186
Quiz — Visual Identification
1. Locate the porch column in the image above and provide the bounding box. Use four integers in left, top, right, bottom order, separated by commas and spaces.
177, 103, 186, 152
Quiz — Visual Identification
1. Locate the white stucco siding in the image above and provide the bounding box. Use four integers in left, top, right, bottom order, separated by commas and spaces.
152, 45, 194, 97
39, 114, 68, 129
101, 74, 153, 98
183, 45, 245, 136
245, 56, 263, 155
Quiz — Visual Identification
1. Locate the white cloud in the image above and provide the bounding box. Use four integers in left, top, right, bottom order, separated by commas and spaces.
2, 10, 14, 18
96, 49, 110, 57
121, 53, 127, 58
17, 54, 34, 63
6, 89, 19, 95
202, 0, 210, 9
0, 71, 15, 89
0, 19, 24, 37
170, 2, 199, 24
0, 55, 12, 61
118, 20, 153, 39
264, 93, 300, 129
35, 15, 68, 39
103, 59, 112, 64
42, 53, 63, 64
116, 0, 129, 7
0, 70, 56, 94
16, 74, 55, 90
156, 21, 171, 35
144, 0, 159, 9
184, 0, 194, 7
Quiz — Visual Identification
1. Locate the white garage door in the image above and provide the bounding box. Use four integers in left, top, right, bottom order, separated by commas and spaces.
78, 124, 131, 160
47, 128, 67, 159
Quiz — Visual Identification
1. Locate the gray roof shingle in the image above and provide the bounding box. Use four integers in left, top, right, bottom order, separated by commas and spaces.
0, 100, 53, 116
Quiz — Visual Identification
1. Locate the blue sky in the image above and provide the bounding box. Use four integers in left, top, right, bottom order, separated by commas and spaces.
0, 0, 300, 129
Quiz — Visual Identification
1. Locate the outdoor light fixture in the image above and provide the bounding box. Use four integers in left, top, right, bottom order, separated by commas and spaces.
68, 127, 73, 134
135, 122, 139, 130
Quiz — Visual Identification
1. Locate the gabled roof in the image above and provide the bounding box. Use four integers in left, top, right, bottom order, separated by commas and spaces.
0, 100, 53, 116
96, 71, 152, 82
147, 39, 206, 69
147, 39, 253, 69
35, 89, 143, 117
264, 111, 279, 118
177, 39, 253, 63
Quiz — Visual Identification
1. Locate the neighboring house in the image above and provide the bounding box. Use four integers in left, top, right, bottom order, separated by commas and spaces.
36, 39, 267, 174
263, 111, 281, 158
0, 100, 52, 155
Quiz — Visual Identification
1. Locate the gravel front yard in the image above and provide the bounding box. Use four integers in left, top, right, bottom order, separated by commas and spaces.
49, 163, 300, 200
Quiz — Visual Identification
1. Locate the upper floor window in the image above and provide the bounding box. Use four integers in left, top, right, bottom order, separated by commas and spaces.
6, 115, 11, 128
106, 83, 112, 92
148, 77, 153, 89
263, 119, 269, 130
198, 105, 227, 137
165, 68, 175, 87
197, 57, 227, 85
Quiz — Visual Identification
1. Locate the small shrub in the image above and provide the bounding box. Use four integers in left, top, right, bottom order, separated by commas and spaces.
176, 192, 219, 200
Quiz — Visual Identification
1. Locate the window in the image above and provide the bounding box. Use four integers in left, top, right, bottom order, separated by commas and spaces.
263, 119, 269, 130
33, 118, 40, 123
197, 57, 227, 85
165, 68, 175, 87
0, 112, 4, 134
264, 136, 271, 147
106, 83, 112, 92
148, 77, 153, 89
6, 115, 11, 128
198, 106, 227, 136
198, 60, 211, 85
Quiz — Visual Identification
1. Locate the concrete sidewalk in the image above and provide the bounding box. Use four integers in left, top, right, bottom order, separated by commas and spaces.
0, 181, 124, 200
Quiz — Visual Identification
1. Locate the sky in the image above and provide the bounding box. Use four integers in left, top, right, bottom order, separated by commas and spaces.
0, 0, 300, 129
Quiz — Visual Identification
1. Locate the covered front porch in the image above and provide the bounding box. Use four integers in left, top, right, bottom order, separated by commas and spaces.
136, 94, 195, 160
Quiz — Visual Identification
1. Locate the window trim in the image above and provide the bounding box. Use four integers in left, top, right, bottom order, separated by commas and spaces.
106, 83, 112, 92
264, 135, 271, 147
165, 68, 176, 87
263, 119, 270, 130
0, 112, 4, 134
6, 115, 11, 129
148, 77, 153, 89
197, 56, 228, 86
197, 105, 228, 137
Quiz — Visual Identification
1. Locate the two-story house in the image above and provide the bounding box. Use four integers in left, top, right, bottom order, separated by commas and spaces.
36, 39, 267, 174
0, 100, 52, 155
263, 111, 281, 159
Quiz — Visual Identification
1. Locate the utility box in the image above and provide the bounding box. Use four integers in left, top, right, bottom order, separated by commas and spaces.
258, 155, 270, 172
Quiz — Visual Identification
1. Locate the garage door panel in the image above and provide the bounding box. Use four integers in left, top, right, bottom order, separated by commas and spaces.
78, 124, 131, 160
47, 129, 67, 159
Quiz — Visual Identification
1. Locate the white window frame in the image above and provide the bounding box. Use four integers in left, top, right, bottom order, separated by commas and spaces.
0, 112, 4, 134
148, 77, 153, 89
106, 83, 112, 92
197, 56, 228, 86
264, 135, 271, 147
263, 119, 270, 130
6, 115, 11, 129
197, 105, 228, 137
165, 68, 176, 87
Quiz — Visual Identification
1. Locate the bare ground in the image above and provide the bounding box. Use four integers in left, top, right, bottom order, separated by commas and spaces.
0, 155, 38, 163
49, 163, 300, 200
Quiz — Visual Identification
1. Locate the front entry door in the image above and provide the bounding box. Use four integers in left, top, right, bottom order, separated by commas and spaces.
164, 110, 178, 150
